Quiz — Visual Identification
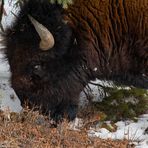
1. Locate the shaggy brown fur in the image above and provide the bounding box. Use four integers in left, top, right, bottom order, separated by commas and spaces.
66, 0, 148, 84
4, 0, 148, 122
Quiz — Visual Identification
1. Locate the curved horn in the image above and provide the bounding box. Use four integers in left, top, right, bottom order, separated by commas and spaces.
28, 15, 55, 51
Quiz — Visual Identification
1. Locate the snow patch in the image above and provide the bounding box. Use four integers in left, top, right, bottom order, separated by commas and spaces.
0, 82, 22, 113
88, 115, 148, 148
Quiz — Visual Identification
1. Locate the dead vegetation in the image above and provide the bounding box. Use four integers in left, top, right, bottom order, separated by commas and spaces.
0, 108, 133, 148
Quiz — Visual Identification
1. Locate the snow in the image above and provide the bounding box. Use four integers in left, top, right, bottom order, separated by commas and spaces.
0, 1, 147, 148
0, 42, 22, 113
1, 0, 19, 30
0, 82, 22, 112
0, 0, 22, 112
88, 115, 148, 147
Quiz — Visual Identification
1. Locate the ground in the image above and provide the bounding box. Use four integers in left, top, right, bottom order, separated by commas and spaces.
0, 108, 130, 148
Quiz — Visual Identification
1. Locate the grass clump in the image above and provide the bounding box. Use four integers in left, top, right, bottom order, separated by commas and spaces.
92, 87, 148, 121
0, 108, 130, 148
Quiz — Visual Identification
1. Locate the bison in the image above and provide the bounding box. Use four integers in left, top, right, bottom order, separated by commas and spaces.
3, 0, 148, 121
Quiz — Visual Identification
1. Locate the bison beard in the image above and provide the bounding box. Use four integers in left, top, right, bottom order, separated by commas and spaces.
4, 0, 148, 122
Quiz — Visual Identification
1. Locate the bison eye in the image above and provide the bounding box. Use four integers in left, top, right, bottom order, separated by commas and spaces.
34, 65, 42, 70
32, 64, 45, 78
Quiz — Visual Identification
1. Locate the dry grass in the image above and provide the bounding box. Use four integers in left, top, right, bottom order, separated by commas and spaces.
0, 108, 133, 148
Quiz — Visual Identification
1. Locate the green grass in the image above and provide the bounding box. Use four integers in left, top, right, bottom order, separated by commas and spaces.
92, 87, 148, 121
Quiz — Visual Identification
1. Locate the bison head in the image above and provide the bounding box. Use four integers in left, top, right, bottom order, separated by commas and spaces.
4, 0, 85, 121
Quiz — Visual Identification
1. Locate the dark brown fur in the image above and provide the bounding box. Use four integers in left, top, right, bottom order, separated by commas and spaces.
67, 0, 148, 84
4, 0, 148, 121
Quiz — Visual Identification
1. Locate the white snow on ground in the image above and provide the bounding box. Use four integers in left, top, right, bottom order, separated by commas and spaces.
0, 81, 22, 113
88, 114, 148, 147
0, 1, 148, 148
1, 0, 19, 30
78, 82, 148, 148
0, 0, 22, 112
0, 47, 22, 113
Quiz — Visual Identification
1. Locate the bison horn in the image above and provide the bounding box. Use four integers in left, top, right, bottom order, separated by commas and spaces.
28, 15, 55, 51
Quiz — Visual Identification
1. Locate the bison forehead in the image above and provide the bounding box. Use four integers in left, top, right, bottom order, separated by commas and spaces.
5, 1, 75, 67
